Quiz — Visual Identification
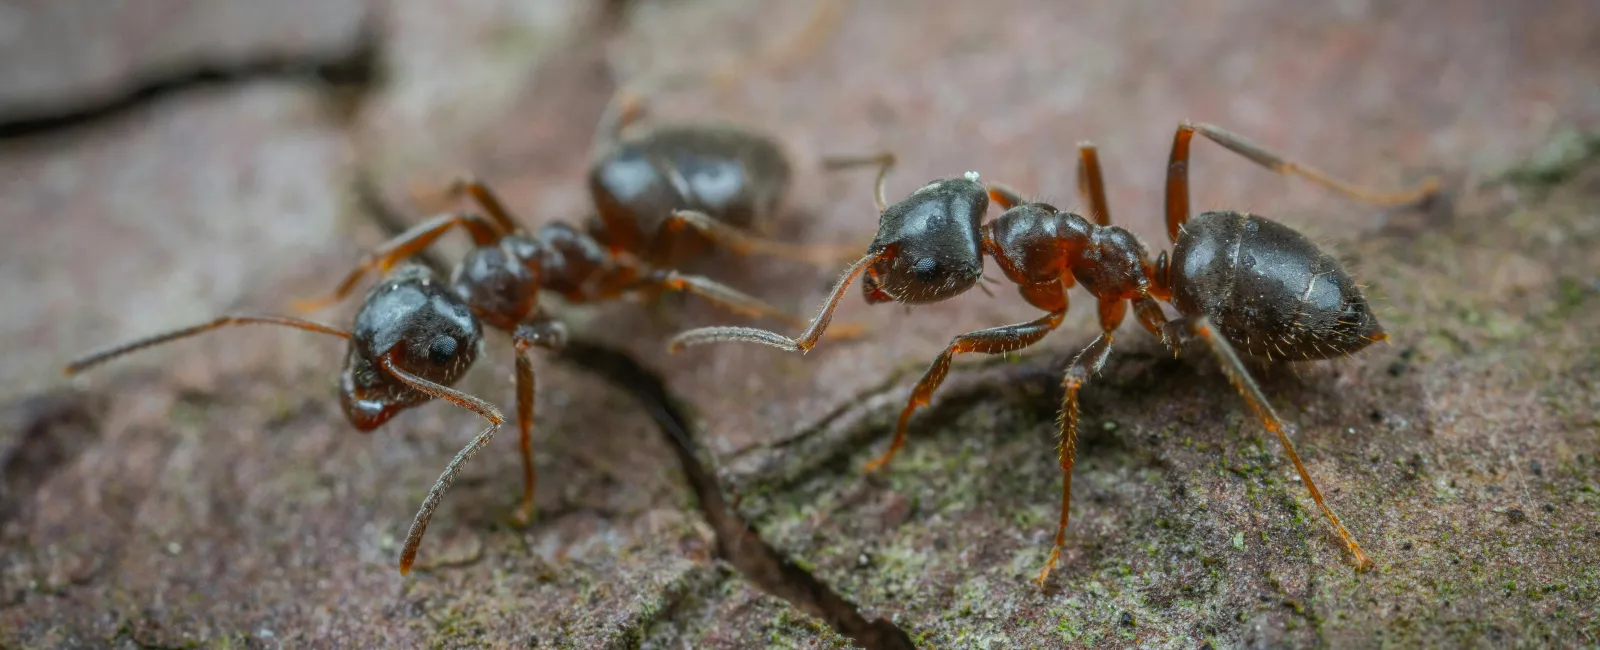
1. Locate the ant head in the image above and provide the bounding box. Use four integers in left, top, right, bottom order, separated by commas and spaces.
864, 173, 988, 305
341, 263, 483, 430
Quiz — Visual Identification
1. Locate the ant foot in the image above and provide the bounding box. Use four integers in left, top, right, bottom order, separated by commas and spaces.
861, 451, 896, 473
1034, 547, 1061, 589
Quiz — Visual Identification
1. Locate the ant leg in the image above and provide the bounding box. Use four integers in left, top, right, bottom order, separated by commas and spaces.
382, 356, 506, 576
640, 268, 846, 333
654, 209, 861, 267
867, 308, 1067, 472
1076, 142, 1112, 226
1036, 312, 1119, 588
1164, 121, 1440, 242
986, 183, 1028, 210
666, 245, 894, 353
445, 176, 522, 236
508, 318, 568, 525
294, 212, 503, 313
592, 87, 649, 151
1184, 314, 1372, 571
822, 152, 896, 212
63, 315, 350, 375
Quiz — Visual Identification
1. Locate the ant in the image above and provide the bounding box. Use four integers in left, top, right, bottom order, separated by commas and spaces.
668, 121, 1439, 587
62, 86, 869, 575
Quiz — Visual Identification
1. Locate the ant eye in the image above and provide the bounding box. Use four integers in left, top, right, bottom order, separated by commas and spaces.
427, 335, 458, 365
910, 257, 941, 283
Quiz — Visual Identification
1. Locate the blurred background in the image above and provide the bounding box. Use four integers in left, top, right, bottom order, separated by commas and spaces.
2, 0, 1597, 647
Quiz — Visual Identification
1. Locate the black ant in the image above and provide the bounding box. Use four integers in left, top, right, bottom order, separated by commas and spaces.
62, 86, 867, 575
668, 122, 1439, 587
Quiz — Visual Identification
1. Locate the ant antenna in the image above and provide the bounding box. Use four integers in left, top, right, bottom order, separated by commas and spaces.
64, 315, 352, 375
386, 355, 506, 575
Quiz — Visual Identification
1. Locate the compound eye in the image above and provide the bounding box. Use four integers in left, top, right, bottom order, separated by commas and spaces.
427, 335, 459, 365
910, 257, 941, 283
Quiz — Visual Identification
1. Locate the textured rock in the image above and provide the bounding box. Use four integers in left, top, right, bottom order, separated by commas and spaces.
0, 0, 369, 119
3, 0, 1599, 647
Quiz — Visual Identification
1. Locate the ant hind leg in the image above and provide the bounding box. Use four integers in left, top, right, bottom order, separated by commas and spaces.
1182, 314, 1372, 571
655, 209, 862, 268
1164, 121, 1439, 242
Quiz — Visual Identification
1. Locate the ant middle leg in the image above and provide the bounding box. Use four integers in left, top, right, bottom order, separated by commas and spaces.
1036, 297, 1122, 587
1164, 121, 1441, 242
509, 317, 568, 525
866, 306, 1068, 473
294, 212, 504, 312
1179, 314, 1372, 571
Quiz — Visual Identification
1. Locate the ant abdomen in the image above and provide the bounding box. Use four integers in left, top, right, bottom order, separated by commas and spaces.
1169, 210, 1384, 360
589, 124, 792, 265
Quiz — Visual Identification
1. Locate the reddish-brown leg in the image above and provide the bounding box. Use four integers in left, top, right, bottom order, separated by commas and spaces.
640, 268, 820, 330
1036, 297, 1124, 587
446, 176, 523, 236
1164, 121, 1440, 243
63, 315, 350, 375
654, 209, 862, 267
1181, 314, 1372, 571
666, 244, 895, 353
509, 318, 568, 525
866, 308, 1068, 473
1076, 142, 1112, 226
384, 355, 506, 576
986, 183, 1028, 210
294, 212, 503, 312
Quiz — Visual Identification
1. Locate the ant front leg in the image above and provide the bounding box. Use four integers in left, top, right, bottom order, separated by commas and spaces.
867, 309, 1067, 473
1164, 121, 1440, 243
1179, 314, 1372, 571
294, 212, 504, 312
1036, 297, 1122, 588
509, 317, 568, 525
1076, 142, 1112, 226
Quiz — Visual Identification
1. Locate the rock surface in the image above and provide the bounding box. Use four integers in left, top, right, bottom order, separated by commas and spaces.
2, 0, 1598, 647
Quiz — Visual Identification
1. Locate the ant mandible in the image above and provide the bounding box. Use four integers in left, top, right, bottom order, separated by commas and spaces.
668, 121, 1439, 587
62, 87, 864, 575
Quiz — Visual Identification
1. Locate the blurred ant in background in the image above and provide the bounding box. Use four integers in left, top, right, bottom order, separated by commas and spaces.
670, 122, 1438, 586
63, 0, 861, 575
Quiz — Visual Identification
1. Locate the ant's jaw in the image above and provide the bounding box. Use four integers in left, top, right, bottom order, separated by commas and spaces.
340, 386, 401, 431
338, 351, 419, 432
861, 267, 895, 304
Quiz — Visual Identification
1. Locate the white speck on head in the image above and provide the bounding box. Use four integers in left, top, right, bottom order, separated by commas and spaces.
964, 171, 981, 182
